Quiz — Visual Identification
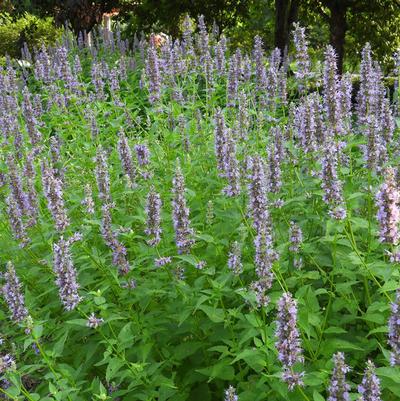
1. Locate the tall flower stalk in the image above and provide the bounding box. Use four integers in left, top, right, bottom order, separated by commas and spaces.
172, 162, 194, 254
275, 292, 304, 390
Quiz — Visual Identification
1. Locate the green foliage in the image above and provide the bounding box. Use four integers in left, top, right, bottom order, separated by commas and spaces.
0, 12, 61, 58
0, 19, 400, 401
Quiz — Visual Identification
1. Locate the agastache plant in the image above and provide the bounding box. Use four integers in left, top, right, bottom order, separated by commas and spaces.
275, 292, 304, 390
388, 290, 400, 366
228, 241, 243, 275
117, 131, 136, 188
224, 386, 238, 401
248, 155, 270, 233
172, 162, 195, 254
95, 146, 111, 203
375, 166, 400, 245
1, 261, 29, 323
101, 203, 130, 275
358, 360, 382, 401
53, 233, 82, 311
292, 23, 311, 92
327, 352, 351, 401
41, 160, 70, 231
145, 186, 162, 246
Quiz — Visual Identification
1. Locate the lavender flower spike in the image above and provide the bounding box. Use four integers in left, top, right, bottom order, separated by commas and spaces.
388, 290, 400, 366
292, 23, 311, 91
376, 167, 400, 245
95, 146, 111, 202
134, 144, 150, 166
2, 261, 29, 323
328, 352, 351, 401
224, 385, 238, 401
228, 241, 243, 275
5, 195, 29, 247
248, 155, 270, 232
358, 360, 382, 401
53, 234, 82, 311
82, 184, 95, 214
145, 186, 162, 246
41, 160, 70, 232
87, 313, 104, 328
117, 131, 136, 188
275, 292, 304, 391
289, 222, 303, 253
172, 162, 195, 254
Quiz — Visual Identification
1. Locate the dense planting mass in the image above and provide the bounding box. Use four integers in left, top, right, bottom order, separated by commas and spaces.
1, 16, 400, 401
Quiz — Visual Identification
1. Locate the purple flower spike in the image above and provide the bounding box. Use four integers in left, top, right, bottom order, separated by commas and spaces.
53, 234, 82, 311
2, 261, 29, 323
275, 292, 304, 391
388, 290, 400, 366
328, 352, 351, 401
376, 167, 400, 245
358, 360, 382, 401
145, 186, 162, 246
172, 162, 195, 254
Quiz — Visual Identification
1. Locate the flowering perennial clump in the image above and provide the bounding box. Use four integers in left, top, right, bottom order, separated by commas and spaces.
0, 15, 399, 401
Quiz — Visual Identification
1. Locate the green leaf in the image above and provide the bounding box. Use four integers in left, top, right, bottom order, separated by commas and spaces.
196, 360, 235, 381
313, 390, 325, 401
197, 305, 225, 323
106, 358, 125, 382
231, 348, 266, 372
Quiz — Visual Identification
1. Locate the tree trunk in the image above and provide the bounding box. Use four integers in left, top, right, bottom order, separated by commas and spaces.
274, 0, 300, 57
328, 2, 347, 74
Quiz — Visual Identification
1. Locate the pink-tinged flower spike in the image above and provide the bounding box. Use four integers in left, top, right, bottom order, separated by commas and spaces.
53, 234, 82, 311
224, 385, 238, 401
275, 292, 304, 391
95, 146, 111, 203
1, 261, 29, 323
358, 360, 382, 401
388, 290, 400, 366
101, 203, 130, 275
292, 23, 311, 92
375, 167, 400, 245
328, 352, 350, 401
248, 155, 270, 233
117, 131, 136, 188
145, 186, 162, 246
172, 162, 195, 254
41, 160, 70, 232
